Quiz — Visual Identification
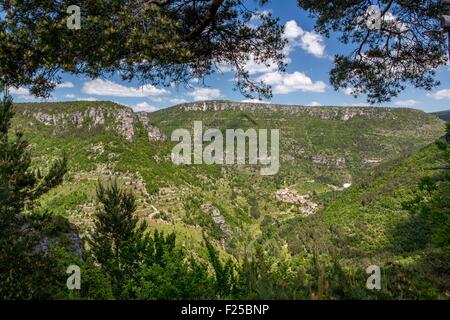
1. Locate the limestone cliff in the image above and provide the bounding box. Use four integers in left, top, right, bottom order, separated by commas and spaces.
175, 100, 402, 121
15, 102, 165, 143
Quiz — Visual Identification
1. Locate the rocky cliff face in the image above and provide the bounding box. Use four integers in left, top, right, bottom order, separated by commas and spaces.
176, 100, 400, 121
201, 203, 231, 237
136, 112, 165, 142
18, 104, 165, 143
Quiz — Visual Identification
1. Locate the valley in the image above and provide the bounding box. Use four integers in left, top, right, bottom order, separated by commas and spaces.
10, 100, 449, 299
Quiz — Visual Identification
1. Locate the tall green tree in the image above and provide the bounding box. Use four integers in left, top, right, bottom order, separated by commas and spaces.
0, 93, 68, 298
124, 230, 216, 299
204, 236, 238, 297
89, 180, 145, 296
0, 0, 286, 99
89, 181, 216, 299
298, 0, 447, 103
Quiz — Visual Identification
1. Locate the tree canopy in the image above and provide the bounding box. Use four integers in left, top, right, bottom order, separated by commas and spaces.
298, 0, 448, 103
0, 0, 286, 99
0, 95, 69, 298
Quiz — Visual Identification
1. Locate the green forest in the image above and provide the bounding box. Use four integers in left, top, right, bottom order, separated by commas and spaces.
1, 99, 448, 300
1, 0, 450, 301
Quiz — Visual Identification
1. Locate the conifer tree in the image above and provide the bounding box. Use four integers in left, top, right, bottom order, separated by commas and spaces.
89, 180, 145, 296
0, 93, 67, 298
297, 0, 447, 103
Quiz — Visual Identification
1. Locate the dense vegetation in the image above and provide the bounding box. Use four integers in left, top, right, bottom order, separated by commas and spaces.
1, 0, 448, 300
0, 0, 285, 99
1, 1, 447, 104
1, 100, 448, 299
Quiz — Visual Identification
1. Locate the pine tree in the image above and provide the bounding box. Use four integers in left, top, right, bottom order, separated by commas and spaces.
124, 230, 216, 300
0, 94, 68, 298
89, 180, 145, 297
204, 236, 236, 298
297, 0, 446, 103
1, 1, 286, 100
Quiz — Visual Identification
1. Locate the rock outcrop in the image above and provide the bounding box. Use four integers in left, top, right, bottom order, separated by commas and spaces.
176, 100, 398, 121
34, 230, 83, 257
201, 203, 231, 236
19, 104, 165, 143
310, 156, 346, 166
136, 112, 166, 142
364, 158, 383, 164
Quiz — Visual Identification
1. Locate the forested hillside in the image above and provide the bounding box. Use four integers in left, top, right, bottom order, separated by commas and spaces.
1, 100, 447, 299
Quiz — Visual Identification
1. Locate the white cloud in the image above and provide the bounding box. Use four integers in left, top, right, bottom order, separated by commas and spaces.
216, 56, 281, 76
215, 20, 324, 79
64, 94, 76, 99
383, 12, 408, 32
188, 88, 222, 101
298, 32, 325, 58
56, 82, 75, 89
7, 86, 35, 100
248, 10, 272, 29
394, 99, 419, 107
258, 71, 326, 94
342, 87, 365, 96
432, 89, 450, 100
134, 102, 158, 112
343, 88, 356, 95
82, 79, 168, 97
244, 56, 281, 75
8, 83, 74, 99
309, 101, 322, 107
284, 20, 304, 40
284, 20, 325, 58
170, 98, 189, 105
8, 86, 30, 96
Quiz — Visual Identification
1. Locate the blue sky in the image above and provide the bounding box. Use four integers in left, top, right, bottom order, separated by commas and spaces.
9, 0, 450, 113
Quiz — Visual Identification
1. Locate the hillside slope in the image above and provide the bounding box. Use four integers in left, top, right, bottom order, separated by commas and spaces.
11, 101, 448, 295
324, 138, 450, 297
150, 100, 445, 183
15, 101, 443, 245
433, 110, 450, 121
262, 136, 450, 299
